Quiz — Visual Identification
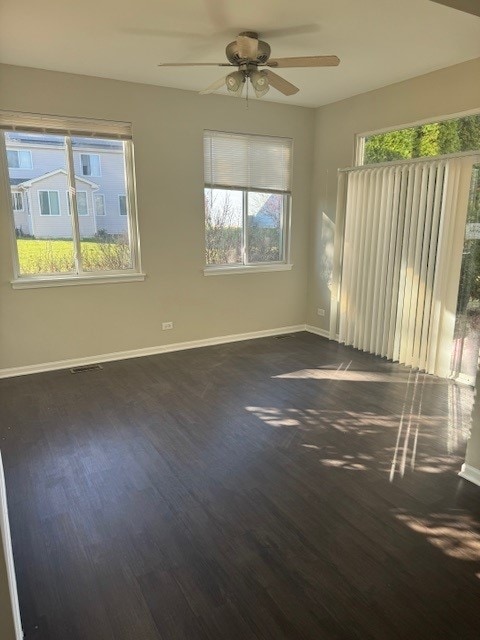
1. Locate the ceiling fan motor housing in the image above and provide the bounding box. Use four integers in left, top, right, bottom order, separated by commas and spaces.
226, 35, 271, 65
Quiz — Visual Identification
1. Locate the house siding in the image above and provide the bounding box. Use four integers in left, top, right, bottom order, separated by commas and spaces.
7, 138, 129, 238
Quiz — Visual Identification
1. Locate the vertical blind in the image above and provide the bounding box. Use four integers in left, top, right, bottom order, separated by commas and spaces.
204, 130, 292, 193
331, 156, 476, 377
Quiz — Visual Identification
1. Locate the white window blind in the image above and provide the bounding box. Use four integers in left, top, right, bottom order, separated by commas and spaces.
204, 130, 292, 193
331, 156, 476, 377
0, 110, 132, 140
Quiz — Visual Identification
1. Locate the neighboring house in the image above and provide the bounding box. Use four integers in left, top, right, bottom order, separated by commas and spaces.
7, 134, 129, 238
14, 170, 99, 238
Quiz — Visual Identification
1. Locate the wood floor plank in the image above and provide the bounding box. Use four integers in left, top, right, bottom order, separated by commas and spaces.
1, 332, 480, 639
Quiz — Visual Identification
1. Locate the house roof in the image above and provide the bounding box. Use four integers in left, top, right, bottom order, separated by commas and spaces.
14, 169, 99, 189
10, 178, 26, 186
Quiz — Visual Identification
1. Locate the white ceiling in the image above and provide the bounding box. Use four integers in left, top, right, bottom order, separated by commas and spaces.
1, 0, 480, 108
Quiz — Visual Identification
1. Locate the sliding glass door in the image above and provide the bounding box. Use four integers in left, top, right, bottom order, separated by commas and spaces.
451, 164, 480, 384
332, 154, 478, 378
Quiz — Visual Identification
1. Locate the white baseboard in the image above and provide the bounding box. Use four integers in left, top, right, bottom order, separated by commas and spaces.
0, 325, 306, 379
305, 324, 331, 339
459, 463, 480, 487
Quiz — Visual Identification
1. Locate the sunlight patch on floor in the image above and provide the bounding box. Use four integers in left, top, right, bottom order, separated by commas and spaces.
395, 511, 480, 562
274, 369, 410, 382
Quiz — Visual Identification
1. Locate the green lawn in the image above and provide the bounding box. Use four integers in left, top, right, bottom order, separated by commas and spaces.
17, 238, 132, 274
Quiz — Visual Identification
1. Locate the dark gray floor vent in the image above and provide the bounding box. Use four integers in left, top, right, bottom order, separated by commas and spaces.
70, 364, 103, 374
274, 334, 295, 340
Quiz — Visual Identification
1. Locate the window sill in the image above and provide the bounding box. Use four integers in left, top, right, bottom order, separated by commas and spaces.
204, 263, 293, 276
11, 272, 146, 289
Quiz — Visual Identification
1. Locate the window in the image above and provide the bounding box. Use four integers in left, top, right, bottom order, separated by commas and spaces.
0, 112, 143, 287
80, 153, 101, 176
67, 191, 88, 215
77, 191, 88, 216
94, 193, 105, 216
39, 190, 60, 216
358, 112, 480, 165
11, 192, 23, 211
203, 130, 292, 272
7, 149, 32, 169
119, 195, 127, 215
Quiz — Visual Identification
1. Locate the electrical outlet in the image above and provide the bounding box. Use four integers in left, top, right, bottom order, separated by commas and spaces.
162, 321, 174, 330
317, 308, 325, 317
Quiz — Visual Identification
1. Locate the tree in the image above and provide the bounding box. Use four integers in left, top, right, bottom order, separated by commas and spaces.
438, 119, 461, 154
364, 128, 415, 163
458, 115, 480, 152
364, 114, 480, 164
412, 123, 440, 158
205, 190, 242, 264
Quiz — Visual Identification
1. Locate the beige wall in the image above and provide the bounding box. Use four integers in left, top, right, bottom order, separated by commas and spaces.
308, 56, 480, 331
0, 64, 314, 370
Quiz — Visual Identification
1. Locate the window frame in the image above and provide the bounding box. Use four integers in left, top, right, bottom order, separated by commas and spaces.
118, 194, 127, 216
38, 190, 61, 216
203, 131, 293, 275
67, 191, 89, 216
7, 149, 33, 170
80, 153, 101, 177
0, 120, 144, 288
94, 193, 106, 216
76, 190, 89, 216
11, 191, 24, 212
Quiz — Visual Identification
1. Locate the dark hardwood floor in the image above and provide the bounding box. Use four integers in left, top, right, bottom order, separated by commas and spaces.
1, 332, 480, 639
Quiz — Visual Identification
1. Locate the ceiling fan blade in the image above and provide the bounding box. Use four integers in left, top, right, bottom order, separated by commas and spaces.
199, 76, 226, 94
158, 62, 233, 67
264, 70, 299, 96
267, 55, 340, 68
237, 34, 259, 59
429, 0, 480, 17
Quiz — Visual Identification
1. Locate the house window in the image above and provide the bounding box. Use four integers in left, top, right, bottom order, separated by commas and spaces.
357, 111, 480, 165
7, 149, 32, 169
119, 195, 127, 215
0, 113, 143, 287
39, 190, 61, 216
77, 191, 88, 216
11, 192, 23, 211
80, 153, 101, 177
203, 130, 292, 271
67, 191, 88, 216
94, 193, 105, 215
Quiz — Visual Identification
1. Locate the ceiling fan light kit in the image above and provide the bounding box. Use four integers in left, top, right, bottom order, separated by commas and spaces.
226, 70, 246, 96
250, 70, 270, 98
158, 30, 340, 100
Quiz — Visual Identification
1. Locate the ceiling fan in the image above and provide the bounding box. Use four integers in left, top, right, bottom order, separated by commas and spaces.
429, 0, 480, 17
158, 31, 340, 98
